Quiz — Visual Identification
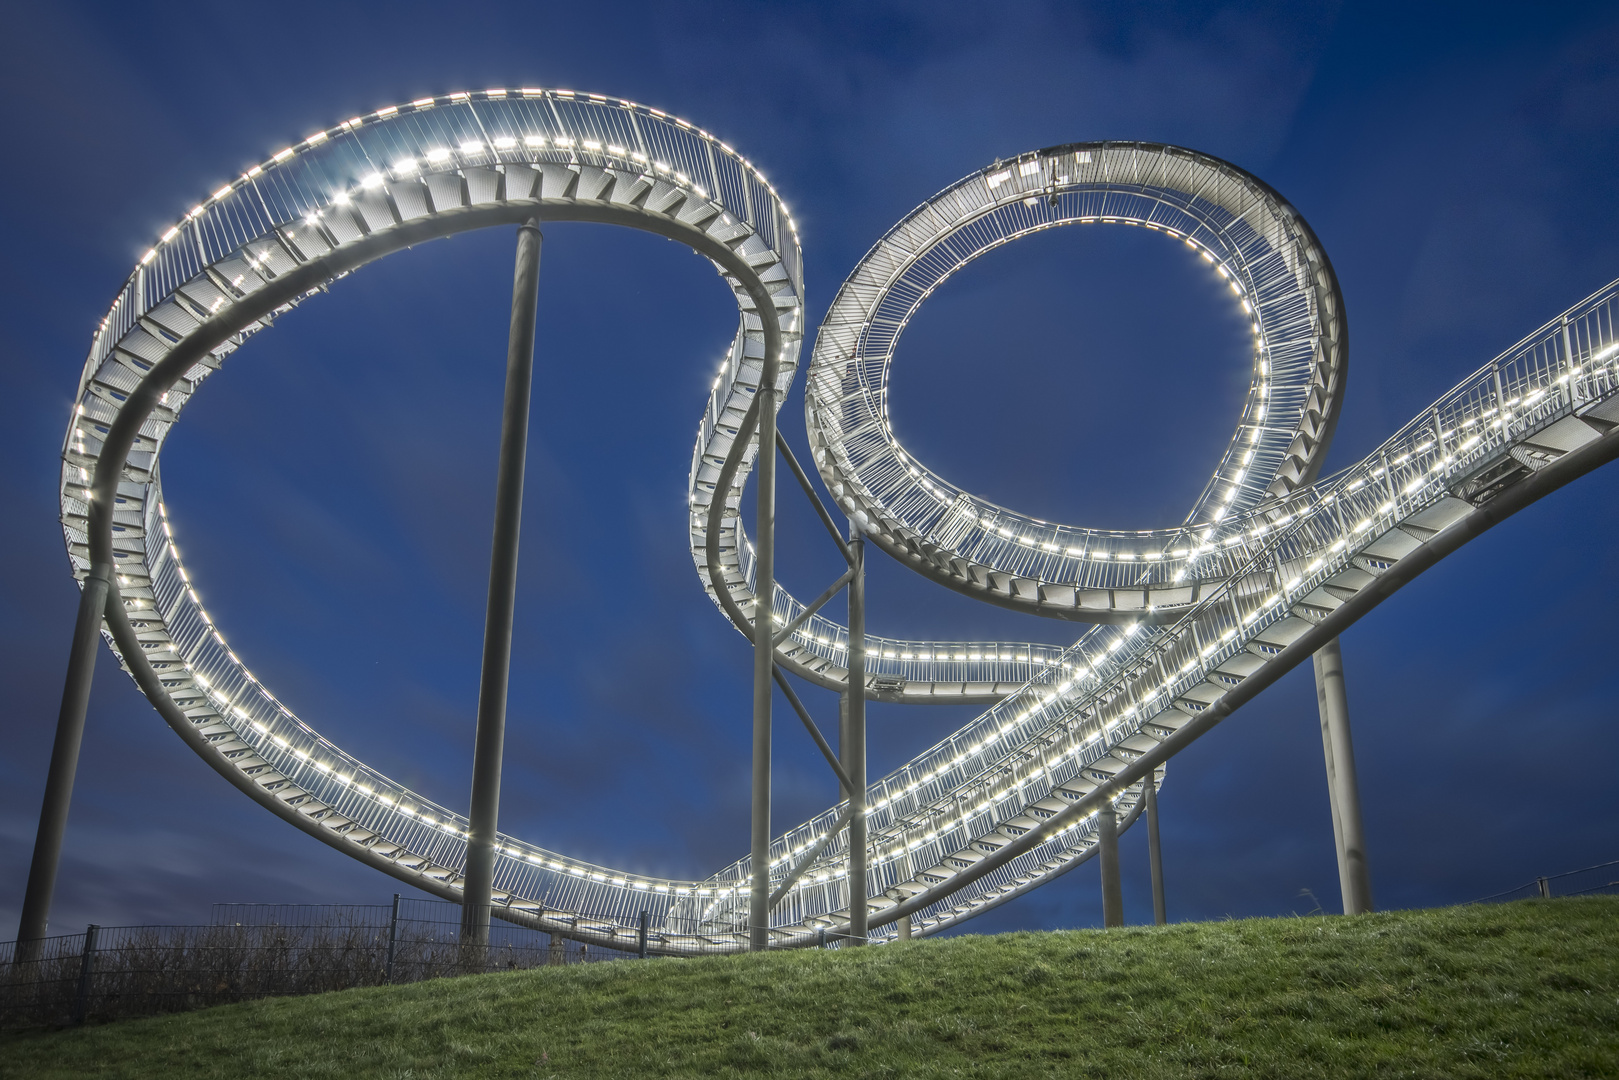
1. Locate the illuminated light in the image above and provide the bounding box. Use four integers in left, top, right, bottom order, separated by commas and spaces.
273, 147, 295, 162
523, 135, 546, 148
161, 227, 179, 242
393, 157, 418, 172
360, 173, 386, 189
448, 91, 470, 100
459, 141, 484, 153
140, 249, 157, 265
426, 147, 452, 162
375, 105, 398, 117
987, 169, 1011, 187
412, 97, 435, 107
212, 185, 233, 200
554, 136, 575, 148
492, 136, 516, 149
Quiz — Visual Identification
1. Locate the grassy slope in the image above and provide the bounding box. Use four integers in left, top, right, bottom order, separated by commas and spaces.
4, 898, 1617, 1079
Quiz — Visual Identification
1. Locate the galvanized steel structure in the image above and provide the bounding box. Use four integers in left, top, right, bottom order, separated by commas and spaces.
25, 88, 1619, 956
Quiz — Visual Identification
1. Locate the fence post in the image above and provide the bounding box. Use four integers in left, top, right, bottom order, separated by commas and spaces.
549, 932, 563, 965
1537, 876, 1551, 899
638, 910, 649, 959
72, 924, 99, 1025
385, 894, 401, 984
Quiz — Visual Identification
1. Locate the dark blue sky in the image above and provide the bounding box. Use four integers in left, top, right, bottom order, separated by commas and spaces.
3, 0, 1617, 939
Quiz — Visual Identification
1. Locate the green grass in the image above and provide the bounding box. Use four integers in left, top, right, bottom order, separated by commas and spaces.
5, 897, 1617, 1079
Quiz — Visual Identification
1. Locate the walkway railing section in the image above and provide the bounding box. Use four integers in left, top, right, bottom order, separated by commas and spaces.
77, 88, 801, 412
806, 142, 1347, 594
686, 279, 1619, 937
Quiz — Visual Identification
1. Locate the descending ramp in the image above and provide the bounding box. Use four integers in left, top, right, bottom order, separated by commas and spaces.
57, 88, 1619, 953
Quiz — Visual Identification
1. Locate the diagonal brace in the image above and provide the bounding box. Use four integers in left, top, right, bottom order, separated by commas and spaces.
772, 667, 856, 794
777, 431, 856, 566
771, 566, 856, 648
769, 803, 854, 909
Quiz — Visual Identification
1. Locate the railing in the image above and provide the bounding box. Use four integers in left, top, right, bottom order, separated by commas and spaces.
0, 898, 624, 1031
1471, 859, 1619, 904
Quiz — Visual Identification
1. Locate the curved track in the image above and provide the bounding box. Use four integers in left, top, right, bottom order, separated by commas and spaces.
59, 89, 1619, 953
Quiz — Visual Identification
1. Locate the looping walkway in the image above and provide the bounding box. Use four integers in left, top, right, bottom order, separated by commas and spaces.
57, 88, 1619, 953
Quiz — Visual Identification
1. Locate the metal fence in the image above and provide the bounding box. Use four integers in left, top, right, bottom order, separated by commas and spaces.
1471, 859, 1619, 905
0, 896, 629, 1031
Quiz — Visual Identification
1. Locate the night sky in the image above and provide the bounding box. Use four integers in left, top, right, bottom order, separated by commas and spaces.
3, 1, 1618, 941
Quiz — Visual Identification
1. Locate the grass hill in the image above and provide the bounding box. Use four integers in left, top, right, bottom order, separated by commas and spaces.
4, 897, 1616, 1079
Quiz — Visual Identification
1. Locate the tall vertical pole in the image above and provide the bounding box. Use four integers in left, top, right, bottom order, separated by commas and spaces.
17, 562, 113, 962
462, 220, 543, 951
748, 381, 778, 952
1098, 803, 1124, 928
1314, 638, 1373, 915
1144, 774, 1167, 926
843, 527, 868, 946
1315, 651, 1352, 913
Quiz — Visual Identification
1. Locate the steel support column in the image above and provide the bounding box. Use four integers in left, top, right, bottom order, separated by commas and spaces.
1098, 803, 1123, 928
462, 220, 542, 949
1313, 637, 1373, 915
1315, 651, 1352, 911
842, 527, 868, 945
748, 380, 778, 952
1145, 775, 1167, 926
16, 561, 113, 961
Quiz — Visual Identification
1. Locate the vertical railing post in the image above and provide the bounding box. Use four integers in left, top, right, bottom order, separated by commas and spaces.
1098, 804, 1123, 928
1314, 637, 1373, 914
17, 563, 112, 962
637, 911, 649, 959
1145, 775, 1167, 926
72, 924, 98, 1025
748, 373, 779, 952
843, 526, 868, 946
1537, 876, 1551, 899
384, 893, 400, 984
1562, 317, 1581, 407
463, 220, 543, 956
549, 932, 563, 965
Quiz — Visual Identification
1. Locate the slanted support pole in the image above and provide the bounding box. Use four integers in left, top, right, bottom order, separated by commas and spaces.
17, 561, 113, 963
1145, 774, 1166, 926
842, 526, 868, 946
462, 220, 542, 952
1314, 637, 1373, 915
748, 381, 779, 952
1098, 803, 1124, 928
